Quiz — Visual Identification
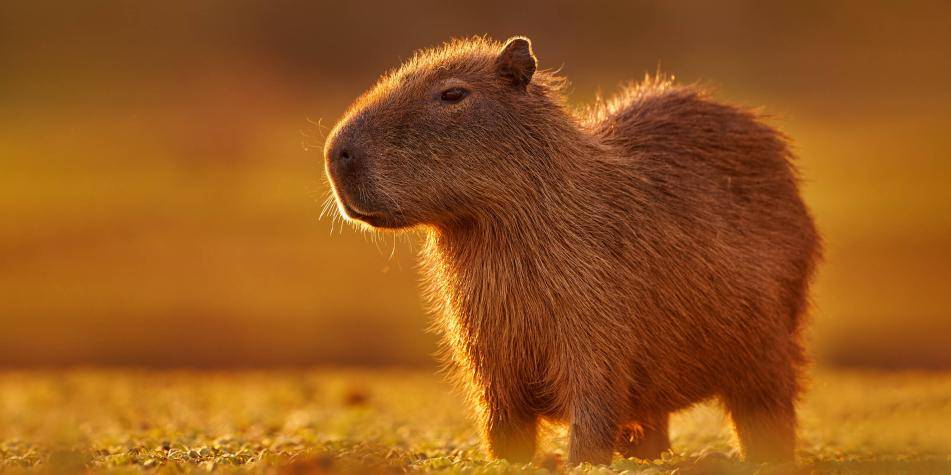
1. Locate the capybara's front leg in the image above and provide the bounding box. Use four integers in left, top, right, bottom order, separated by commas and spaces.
485, 407, 538, 463
617, 413, 670, 460
567, 400, 619, 465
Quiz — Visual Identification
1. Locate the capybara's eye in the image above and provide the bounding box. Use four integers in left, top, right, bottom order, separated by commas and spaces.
440, 87, 469, 103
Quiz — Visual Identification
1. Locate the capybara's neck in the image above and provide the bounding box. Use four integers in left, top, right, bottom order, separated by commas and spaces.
421, 111, 644, 331
432, 125, 620, 255
435, 103, 629, 234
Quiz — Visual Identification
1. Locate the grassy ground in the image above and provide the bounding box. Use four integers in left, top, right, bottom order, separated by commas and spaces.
1, 369, 949, 474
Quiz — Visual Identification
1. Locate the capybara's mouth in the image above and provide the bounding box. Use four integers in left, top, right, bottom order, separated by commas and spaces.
340, 201, 403, 228
326, 174, 393, 227
341, 202, 379, 222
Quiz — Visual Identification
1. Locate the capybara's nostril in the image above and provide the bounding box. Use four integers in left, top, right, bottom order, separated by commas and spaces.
330, 144, 357, 172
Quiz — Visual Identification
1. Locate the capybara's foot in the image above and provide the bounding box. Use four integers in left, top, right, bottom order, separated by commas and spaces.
567, 444, 613, 466
617, 415, 671, 460
489, 438, 535, 463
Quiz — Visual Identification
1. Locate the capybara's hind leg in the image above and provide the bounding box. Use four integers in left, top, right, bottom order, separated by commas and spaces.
726, 397, 796, 462
485, 408, 538, 463
617, 413, 670, 460
723, 357, 800, 462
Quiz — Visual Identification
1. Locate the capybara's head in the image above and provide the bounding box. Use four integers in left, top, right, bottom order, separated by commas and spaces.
324, 36, 566, 229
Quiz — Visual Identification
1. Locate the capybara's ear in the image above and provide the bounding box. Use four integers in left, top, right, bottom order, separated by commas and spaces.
496, 37, 536, 90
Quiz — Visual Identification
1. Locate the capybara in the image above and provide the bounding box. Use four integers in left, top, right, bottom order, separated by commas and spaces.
322, 36, 821, 465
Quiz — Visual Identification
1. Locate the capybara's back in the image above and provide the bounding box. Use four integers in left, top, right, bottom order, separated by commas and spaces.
595, 77, 819, 339
323, 36, 821, 466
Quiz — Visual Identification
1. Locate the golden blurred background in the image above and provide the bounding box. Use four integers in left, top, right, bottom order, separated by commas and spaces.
1, 1, 949, 368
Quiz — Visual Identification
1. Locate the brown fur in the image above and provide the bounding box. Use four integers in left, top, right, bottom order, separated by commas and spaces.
322, 36, 821, 465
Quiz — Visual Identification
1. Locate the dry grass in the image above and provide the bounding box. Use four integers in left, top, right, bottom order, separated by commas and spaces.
1, 369, 949, 474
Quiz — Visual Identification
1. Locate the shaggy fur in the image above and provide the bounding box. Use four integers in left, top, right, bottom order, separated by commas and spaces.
322, 36, 821, 465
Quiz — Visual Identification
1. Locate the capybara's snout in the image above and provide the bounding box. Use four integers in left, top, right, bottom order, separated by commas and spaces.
323, 123, 393, 226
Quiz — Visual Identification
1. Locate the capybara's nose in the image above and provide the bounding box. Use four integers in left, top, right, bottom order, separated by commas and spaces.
327, 139, 367, 182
